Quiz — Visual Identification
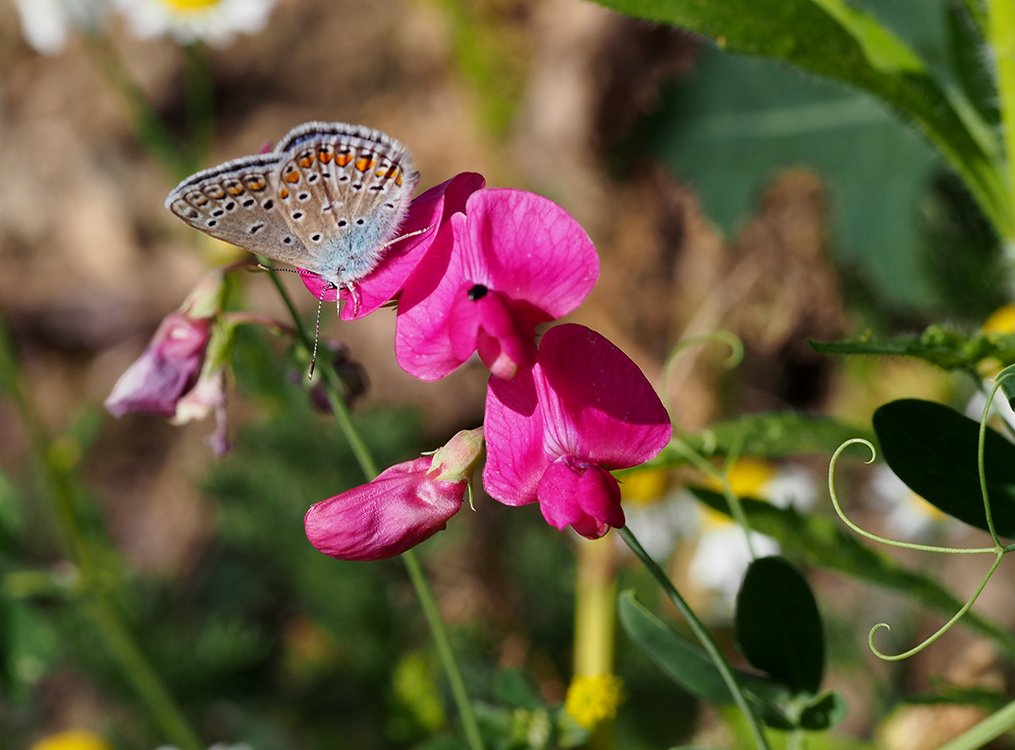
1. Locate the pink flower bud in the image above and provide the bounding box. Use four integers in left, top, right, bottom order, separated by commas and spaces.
305, 433, 480, 561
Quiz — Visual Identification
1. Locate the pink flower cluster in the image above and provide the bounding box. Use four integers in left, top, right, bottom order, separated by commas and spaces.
301, 173, 672, 559
107, 171, 671, 556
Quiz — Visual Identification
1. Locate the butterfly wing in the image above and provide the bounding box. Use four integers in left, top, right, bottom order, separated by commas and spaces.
165, 152, 313, 268
270, 122, 420, 285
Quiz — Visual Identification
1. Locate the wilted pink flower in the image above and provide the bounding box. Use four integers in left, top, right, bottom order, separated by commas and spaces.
298, 172, 486, 320
305, 428, 484, 561
396, 189, 599, 381
483, 325, 671, 539
105, 311, 212, 418
172, 366, 230, 456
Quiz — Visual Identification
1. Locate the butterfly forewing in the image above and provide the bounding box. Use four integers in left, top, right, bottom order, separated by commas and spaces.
272, 122, 420, 284
165, 152, 313, 268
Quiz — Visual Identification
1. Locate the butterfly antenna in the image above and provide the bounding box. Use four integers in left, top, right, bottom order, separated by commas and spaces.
256, 263, 301, 275
308, 293, 325, 380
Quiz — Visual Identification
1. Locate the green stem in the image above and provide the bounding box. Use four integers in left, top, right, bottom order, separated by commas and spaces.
403, 549, 485, 750
83, 34, 189, 177
264, 275, 483, 750
987, 0, 1015, 266
617, 526, 771, 750
574, 537, 618, 750
0, 317, 202, 750
938, 699, 1015, 750
184, 42, 216, 168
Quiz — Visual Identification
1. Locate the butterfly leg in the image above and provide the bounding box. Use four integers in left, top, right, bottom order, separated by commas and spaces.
344, 282, 362, 317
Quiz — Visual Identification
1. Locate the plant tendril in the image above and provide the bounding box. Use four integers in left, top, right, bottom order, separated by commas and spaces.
867, 551, 1005, 660
661, 331, 743, 401
827, 439, 996, 555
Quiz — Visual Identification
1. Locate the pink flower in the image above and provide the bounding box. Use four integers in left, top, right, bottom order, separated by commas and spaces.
298, 172, 486, 320
395, 190, 599, 381
305, 428, 484, 561
105, 311, 211, 418
482, 324, 671, 539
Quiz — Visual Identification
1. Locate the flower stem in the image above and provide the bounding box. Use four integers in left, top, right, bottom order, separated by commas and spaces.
264, 276, 483, 750
0, 316, 203, 750
938, 699, 1015, 750
987, 0, 1015, 275
617, 526, 771, 750
574, 537, 618, 749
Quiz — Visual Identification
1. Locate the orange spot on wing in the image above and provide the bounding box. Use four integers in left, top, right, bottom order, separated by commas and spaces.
284, 170, 300, 184
204, 185, 226, 199
355, 155, 377, 173
297, 152, 314, 168
244, 175, 267, 191
225, 180, 245, 196
279, 186, 290, 199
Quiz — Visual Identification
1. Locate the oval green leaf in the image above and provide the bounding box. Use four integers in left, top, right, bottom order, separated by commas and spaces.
734, 556, 825, 694
872, 398, 1015, 537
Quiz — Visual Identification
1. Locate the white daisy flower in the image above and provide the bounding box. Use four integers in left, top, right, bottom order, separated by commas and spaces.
112, 0, 276, 46
13, 0, 106, 55
869, 464, 946, 540
688, 459, 817, 616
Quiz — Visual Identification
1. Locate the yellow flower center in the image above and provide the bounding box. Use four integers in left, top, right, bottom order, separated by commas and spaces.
30, 731, 113, 750
160, 0, 222, 12
564, 674, 624, 729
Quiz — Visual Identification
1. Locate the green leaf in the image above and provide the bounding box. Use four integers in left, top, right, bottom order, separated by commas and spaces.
492, 668, 542, 710
872, 398, 1015, 537
688, 487, 1015, 656
799, 691, 849, 731
998, 363, 1015, 408
646, 49, 941, 305
812, 325, 1015, 371
618, 591, 844, 730
647, 413, 872, 470
735, 557, 825, 694
592, 0, 1010, 240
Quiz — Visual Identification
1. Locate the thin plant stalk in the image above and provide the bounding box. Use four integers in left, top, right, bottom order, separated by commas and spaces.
617, 526, 772, 750
0, 317, 203, 750
264, 272, 484, 750
573, 536, 618, 749
938, 699, 1015, 750
987, 0, 1015, 271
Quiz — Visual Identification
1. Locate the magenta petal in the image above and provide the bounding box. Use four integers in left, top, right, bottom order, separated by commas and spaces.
482, 368, 546, 507
105, 313, 211, 418
536, 324, 671, 469
304, 457, 465, 561
397, 185, 596, 382
395, 217, 469, 380
461, 189, 599, 321
536, 459, 622, 539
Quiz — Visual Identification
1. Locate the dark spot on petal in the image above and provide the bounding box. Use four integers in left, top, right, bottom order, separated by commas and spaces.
467, 284, 488, 301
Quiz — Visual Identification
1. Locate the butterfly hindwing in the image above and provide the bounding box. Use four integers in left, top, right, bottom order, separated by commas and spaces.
272, 122, 420, 284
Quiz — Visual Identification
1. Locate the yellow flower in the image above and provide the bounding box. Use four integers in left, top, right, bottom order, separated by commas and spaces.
564, 674, 624, 729
30, 730, 113, 750
981, 304, 1015, 334
619, 468, 670, 506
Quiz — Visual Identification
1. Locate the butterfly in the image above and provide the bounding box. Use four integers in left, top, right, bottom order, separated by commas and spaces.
165, 121, 421, 300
